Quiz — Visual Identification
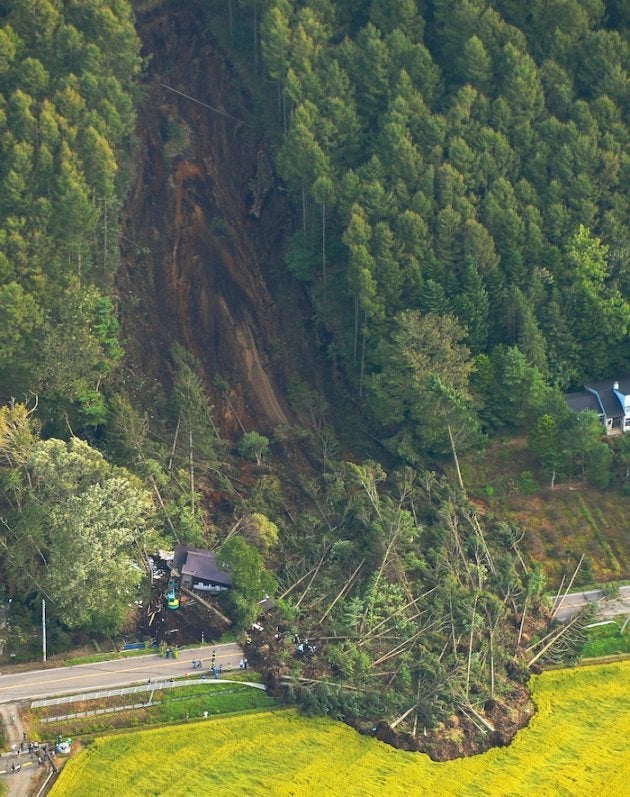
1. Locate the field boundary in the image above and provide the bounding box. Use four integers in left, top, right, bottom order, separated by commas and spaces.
47, 663, 630, 797
543, 651, 630, 671
31, 678, 265, 709
39, 701, 154, 723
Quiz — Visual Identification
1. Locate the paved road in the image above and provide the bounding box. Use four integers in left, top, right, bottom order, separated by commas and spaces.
0, 643, 242, 704
553, 585, 630, 622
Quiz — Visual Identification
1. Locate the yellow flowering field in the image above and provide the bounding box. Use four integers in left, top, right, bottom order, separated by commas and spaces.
50, 661, 629, 797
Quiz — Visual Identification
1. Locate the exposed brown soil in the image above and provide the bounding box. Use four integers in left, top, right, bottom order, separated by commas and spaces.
118, 2, 314, 437
348, 684, 535, 761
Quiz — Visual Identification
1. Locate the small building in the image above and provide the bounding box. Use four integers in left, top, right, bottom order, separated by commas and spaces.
564, 377, 630, 435
172, 545, 232, 593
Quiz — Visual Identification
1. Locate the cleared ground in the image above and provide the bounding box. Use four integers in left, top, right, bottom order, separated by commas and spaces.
50, 661, 629, 797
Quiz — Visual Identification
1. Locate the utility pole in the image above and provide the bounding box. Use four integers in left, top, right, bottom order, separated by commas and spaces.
42, 598, 47, 663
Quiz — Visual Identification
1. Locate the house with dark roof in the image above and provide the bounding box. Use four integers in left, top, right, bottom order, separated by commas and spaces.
172, 545, 232, 593
564, 377, 630, 434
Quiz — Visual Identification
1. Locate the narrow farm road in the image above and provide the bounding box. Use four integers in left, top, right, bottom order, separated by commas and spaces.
553, 586, 630, 622
0, 642, 243, 704
0, 702, 38, 797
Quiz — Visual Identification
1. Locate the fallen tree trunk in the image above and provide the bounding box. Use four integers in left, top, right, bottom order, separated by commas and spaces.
181, 586, 231, 626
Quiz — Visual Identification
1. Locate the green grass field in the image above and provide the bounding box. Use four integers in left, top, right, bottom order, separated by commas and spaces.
30, 679, 275, 739
581, 622, 630, 658
50, 661, 629, 797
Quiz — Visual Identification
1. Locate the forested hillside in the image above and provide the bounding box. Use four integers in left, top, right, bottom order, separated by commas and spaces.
255, 0, 629, 458
0, 0, 140, 429
0, 0, 628, 759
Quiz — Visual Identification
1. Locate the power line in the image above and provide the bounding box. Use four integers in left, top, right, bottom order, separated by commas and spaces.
159, 83, 251, 127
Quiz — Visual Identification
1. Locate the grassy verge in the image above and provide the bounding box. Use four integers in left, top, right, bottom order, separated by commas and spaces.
28, 680, 275, 739
581, 621, 630, 658
49, 661, 629, 797
62, 648, 156, 667
62, 634, 240, 666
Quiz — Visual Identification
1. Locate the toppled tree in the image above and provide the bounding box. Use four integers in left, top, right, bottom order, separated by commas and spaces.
262, 463, 546, 757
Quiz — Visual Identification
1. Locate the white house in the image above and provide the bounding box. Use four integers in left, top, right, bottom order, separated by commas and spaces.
564, 377, 630, 434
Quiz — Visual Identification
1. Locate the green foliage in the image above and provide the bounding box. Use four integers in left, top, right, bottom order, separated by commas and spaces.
585, 443, 614, 489
528, 406, 617, 489
581, 623, 630, 659
258, 450, 536, 731
238, 431, 270, 466
0, 1, 141, 421
369, 310, 481, 459
171, 345, 221, 467
217, 536, 277, 629
242, 512, 279, 553
0, 414, 157, 635
517, 470, 539, 495
254, 0, 630, 450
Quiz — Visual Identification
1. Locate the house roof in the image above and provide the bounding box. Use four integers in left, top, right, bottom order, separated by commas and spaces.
173, 545, 232, 586
585, 377, 630, 420
564, 391, 602, 415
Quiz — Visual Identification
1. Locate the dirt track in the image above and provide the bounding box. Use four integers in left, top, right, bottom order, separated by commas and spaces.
0, 703, 44, 797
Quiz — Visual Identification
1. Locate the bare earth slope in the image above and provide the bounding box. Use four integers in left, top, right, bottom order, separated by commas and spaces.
119, 3, 304, 435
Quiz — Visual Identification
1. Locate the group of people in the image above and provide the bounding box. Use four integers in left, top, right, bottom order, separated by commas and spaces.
189, 650, 223, 680
8, 734, 51, 774
150, 648, 251, 684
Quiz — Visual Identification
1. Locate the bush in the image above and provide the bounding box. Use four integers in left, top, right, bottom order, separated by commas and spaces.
238, 431, 270, 466
586, 444, 614, 489
517, 471, 539, 495
601, 582, 620, 599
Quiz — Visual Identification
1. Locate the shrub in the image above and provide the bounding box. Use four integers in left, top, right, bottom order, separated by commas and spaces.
518, 471, 539, 495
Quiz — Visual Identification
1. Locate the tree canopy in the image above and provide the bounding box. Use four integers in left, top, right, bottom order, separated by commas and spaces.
0, 407, 157, 634
0, 0, 141, 429
252, 0, 629, 449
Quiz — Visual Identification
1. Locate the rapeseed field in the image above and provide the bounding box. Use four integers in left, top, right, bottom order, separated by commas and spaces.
50, 660, 629, 797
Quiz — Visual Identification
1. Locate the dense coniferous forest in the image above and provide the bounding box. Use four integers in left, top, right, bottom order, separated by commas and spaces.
257, 0, 629, 460
0, 0, 628, 756
0, 0, 148, 634
0, 0, 140, 427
